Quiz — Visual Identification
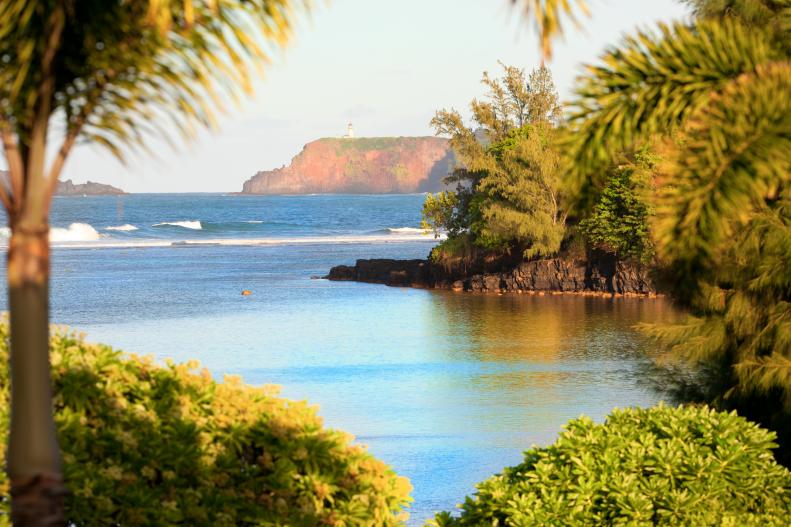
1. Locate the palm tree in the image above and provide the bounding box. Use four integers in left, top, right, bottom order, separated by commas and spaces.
0, 1, 305, 523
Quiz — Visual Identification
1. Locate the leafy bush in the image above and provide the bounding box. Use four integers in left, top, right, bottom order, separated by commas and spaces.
422, 191, 462, 238
0, 323, 411, 526
430, 405, 791, 526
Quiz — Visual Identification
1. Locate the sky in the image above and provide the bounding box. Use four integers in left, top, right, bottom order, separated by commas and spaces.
52, 0, 690, 193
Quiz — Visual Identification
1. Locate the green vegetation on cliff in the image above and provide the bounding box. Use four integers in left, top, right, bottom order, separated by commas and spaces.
324, 136, 430, 154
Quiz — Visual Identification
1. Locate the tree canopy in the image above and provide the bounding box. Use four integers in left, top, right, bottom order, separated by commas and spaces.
423, 63, 567, 259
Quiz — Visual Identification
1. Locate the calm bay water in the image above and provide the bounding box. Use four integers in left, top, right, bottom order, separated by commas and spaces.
0, 194, 673, 524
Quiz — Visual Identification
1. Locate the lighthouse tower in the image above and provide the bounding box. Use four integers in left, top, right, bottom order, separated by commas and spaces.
343, 122, 355, 138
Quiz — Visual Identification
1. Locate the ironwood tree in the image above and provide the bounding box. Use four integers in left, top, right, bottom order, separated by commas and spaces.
424, 64, 566, 259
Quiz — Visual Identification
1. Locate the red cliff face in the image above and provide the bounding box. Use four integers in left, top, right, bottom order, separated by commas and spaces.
241, 137, 454, 194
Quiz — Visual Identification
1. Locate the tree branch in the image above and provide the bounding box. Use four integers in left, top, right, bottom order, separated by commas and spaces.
22, 6, 65, 224
0, 126, 23, 214
45, 71, 115, 209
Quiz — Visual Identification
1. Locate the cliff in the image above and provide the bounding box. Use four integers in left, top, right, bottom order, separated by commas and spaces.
56, 179, 125, 195
241, 137, 454, 194
0, 172, 125, 195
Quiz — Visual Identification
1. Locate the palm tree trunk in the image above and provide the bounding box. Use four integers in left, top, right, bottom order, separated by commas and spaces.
7, 225, 64, 526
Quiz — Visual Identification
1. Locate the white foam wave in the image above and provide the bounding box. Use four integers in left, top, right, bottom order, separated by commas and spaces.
0, 223, 108, 243
244, 220, 264, 224
153, 220, 202, 230
50, 223, 102, 242
105, 224, 138, 231
0, 232, 443, 250
387, 227, 429, 235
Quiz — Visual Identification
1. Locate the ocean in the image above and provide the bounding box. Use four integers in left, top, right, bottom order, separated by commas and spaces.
0, 194, 671, 524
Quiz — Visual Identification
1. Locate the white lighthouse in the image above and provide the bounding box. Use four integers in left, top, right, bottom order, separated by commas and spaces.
343, 122, 355, 138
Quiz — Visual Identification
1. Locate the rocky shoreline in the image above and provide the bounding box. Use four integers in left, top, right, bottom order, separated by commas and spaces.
326, 255, 659, 296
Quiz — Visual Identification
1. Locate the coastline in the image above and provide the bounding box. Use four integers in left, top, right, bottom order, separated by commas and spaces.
326, 254, 660, 296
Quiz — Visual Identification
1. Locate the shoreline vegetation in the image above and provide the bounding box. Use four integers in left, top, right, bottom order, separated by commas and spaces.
1, 0, 789, 524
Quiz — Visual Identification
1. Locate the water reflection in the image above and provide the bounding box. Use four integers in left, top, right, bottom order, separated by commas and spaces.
427, 292, 677, 363
282, 291, 680, 525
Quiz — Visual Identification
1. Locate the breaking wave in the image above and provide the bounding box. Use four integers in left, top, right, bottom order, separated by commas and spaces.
105, 224, 138, 231
51, 223, 103, 242
0, 222, 445, 249
153, 220, 202, 230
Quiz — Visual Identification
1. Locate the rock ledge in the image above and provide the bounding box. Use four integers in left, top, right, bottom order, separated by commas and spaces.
326, 256, 658, 295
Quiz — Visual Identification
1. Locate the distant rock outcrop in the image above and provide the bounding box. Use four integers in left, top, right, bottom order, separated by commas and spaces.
0, 172, 125, 195
241, 137, 454, 194
56, 179, 125, 195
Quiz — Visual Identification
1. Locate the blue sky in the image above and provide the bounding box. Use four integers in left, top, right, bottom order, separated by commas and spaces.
56, 0, 690, 192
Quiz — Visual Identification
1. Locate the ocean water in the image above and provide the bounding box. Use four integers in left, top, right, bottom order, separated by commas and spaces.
0, 194, 673, 524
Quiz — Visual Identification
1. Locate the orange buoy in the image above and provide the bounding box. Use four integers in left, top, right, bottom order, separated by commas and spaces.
241, 289, 252, 296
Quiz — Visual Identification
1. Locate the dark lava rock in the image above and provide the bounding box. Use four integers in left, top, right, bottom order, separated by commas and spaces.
327, 254, 658, 295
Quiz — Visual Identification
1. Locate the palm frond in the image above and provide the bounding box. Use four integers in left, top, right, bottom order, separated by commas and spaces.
0, 0, 309, 175
511, 0, 589, 59
564, 19, 779, 205
654, 62, 791, 289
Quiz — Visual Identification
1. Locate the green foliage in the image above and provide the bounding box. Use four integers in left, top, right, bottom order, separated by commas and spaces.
428, 234, 478, 269
644, 64, 791, 419
425, 64, 566, 258
329, 137, 415, 154
564, 0, 791, 462
579, 151, 655, 261
565, 18, 780, 209
0, 323, 412, 526
476, 125, 566, 258
654, 63, 791, 299
429, 405, 791, 527
682, 0, 791, 54
422, 191, 461, 237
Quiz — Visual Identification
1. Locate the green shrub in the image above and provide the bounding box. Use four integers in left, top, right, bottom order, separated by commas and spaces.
0, 323, 412, 526
430, 405, 791, 527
